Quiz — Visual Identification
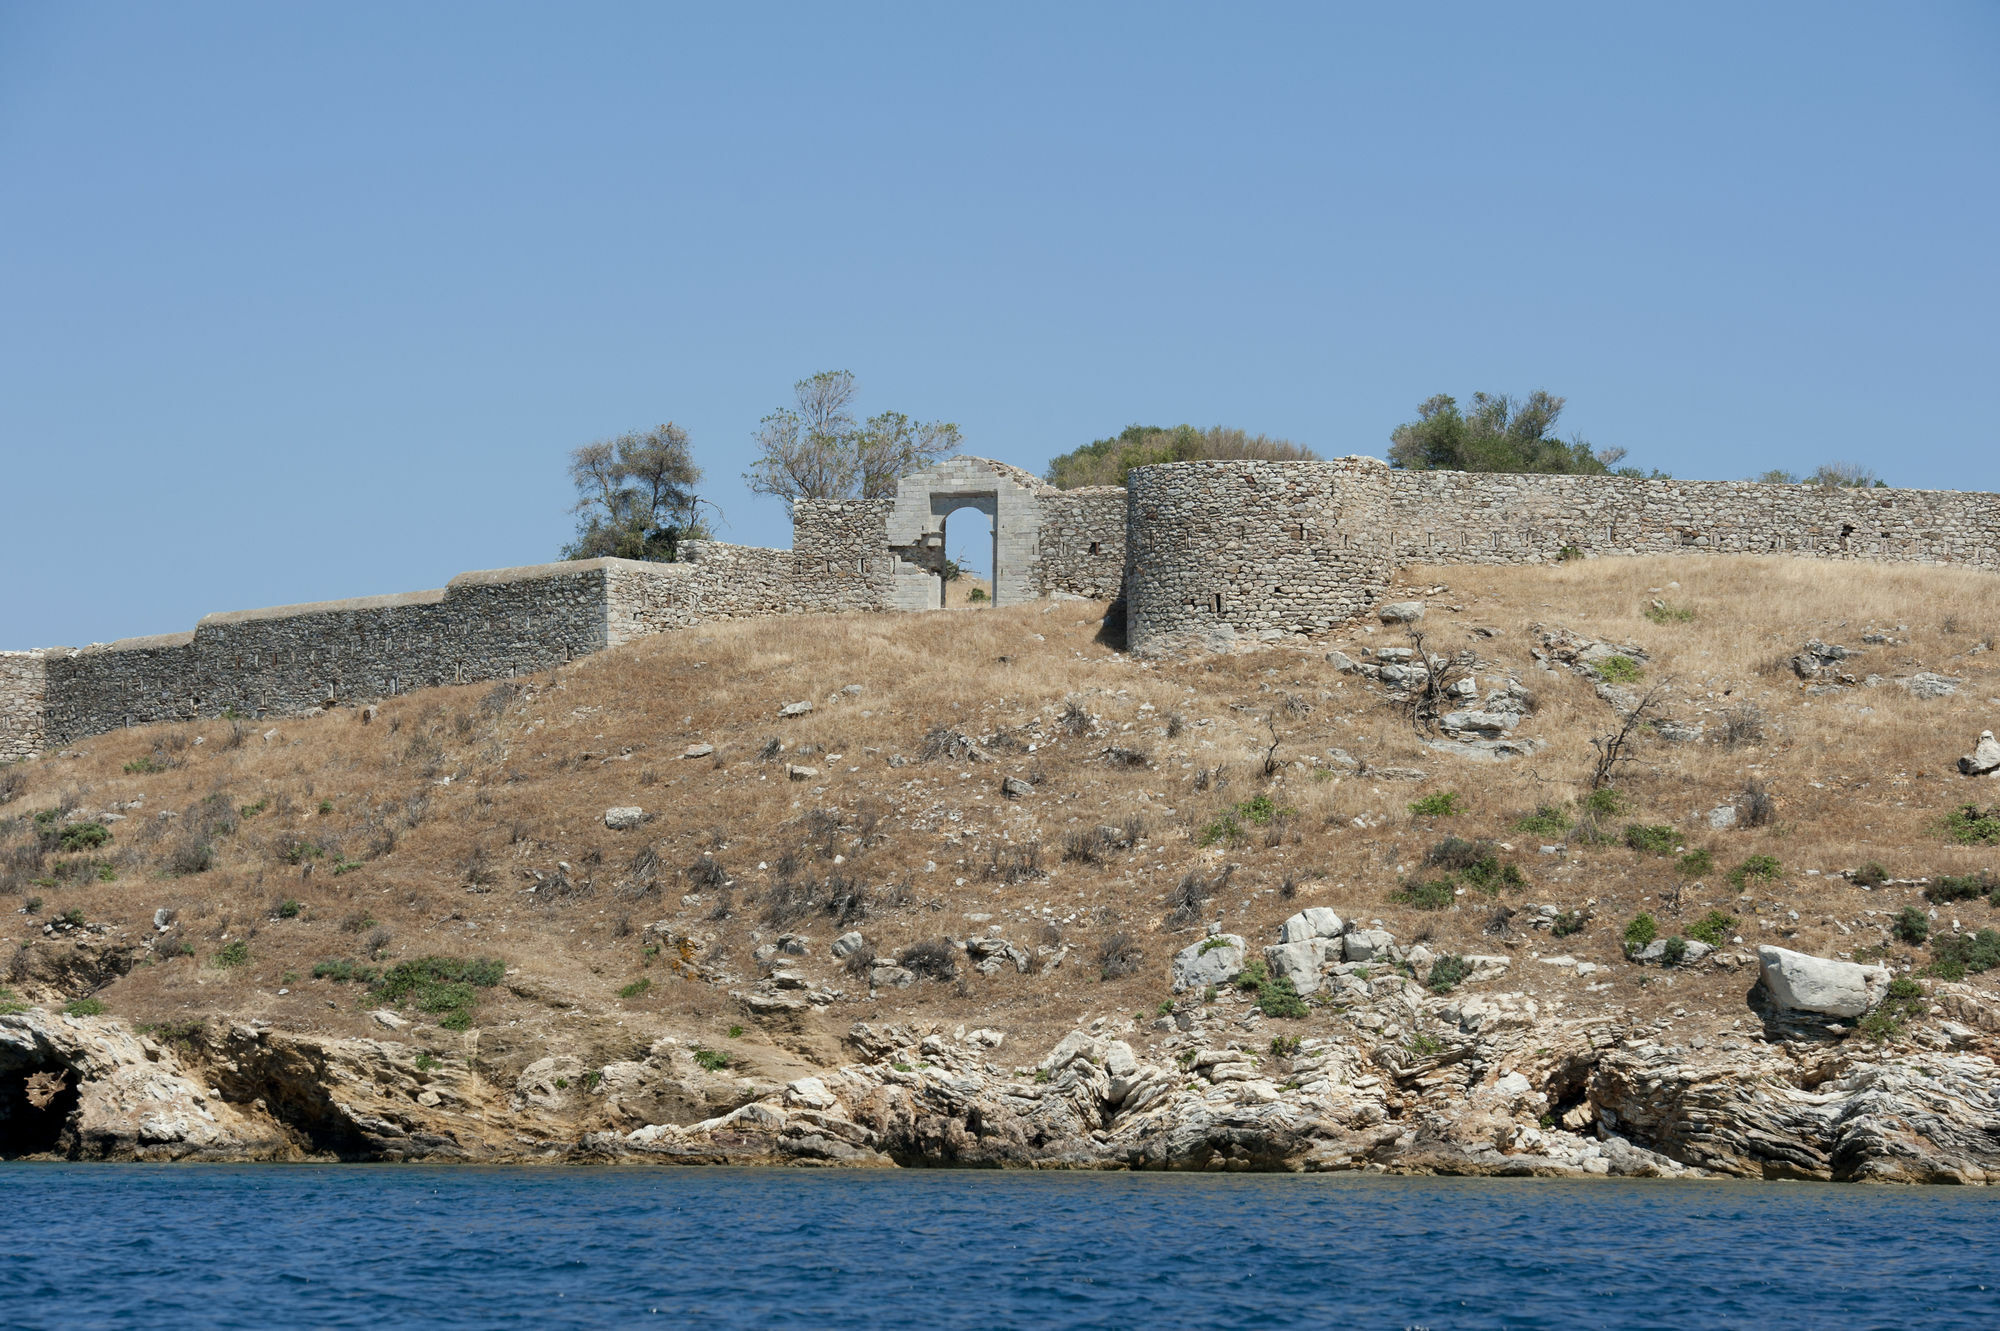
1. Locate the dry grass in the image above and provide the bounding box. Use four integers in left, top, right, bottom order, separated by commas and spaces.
2, 554, 1996, 1070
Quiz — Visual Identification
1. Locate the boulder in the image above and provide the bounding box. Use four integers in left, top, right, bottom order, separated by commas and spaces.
1262, 939, 1337, 995
683, 743, 715, 759
1000, 776, 1034, 799
1378, 601, 1425, 624
1344, 928, 1394, 962
831, 931, 866, 959
1900, 673, 1960, 700
1440, 710, 1518, 737
1277, 907, 1344, 943
1708, 804, 1739, 830
603, 807, 646, 830
778, 701, 814, 718
1170, 934, 1246, 993
1758, 945, 1891, 1018
786, 765, 820, 782
1960, 731, 2000, 777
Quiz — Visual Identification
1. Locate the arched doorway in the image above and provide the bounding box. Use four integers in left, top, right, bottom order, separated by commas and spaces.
941, 503, 994, 607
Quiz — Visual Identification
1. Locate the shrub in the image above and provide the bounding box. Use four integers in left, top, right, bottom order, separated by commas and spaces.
1623, 824, 1677, 855
1516, 805, 1571, 837
1926, 872, 1997, 905
1622, 914, 1658, 951
1269, 1033, 1301, 1057
165, 839, 215, 876
1945, 805, 2000, 846
1460, 855, 1526, 896
1643, 601, 1695, 625
1097, 932, 1143, 982
1393, 879, 1456, 910
1930, 928, 2000, 979
618, 977, 652, 999
215, 940, 251, 968
1408, 791, 1461, 818
0, 986, 27, 1016
1583, 788, 1625, 817
1661, 936, 1688, 967
123, 757, 165, 775
58, 822, 111, 852
1427, 954, 1471, 994
1253, 973, 1308, 1019
1891, 907, 1930, 945
1852, 861, 1890, 888
1860, 977, 1929, 1042
312, 958, 380, 983
23, 896, 42, 915
371, 955, 504, 1027
63, 997, 106, 1017
1597, 655, 1642, 684
692, 1047, 729, 1072
1557, 545, 1583, 562
1199, 794, 1296, 847
59, 908, 85, 927
1678, 848, 1715, 876
276, 898, 302, 920
1730, 855, 1783, 887
1551, 909, 1588, 938
899, 939, 959, 982
966, 587, 989, 603
1686, 910, 1737, 946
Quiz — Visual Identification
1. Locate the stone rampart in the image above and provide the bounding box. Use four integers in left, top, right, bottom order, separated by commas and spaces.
0, 652, 47, 763
1040, 487, 1128, 600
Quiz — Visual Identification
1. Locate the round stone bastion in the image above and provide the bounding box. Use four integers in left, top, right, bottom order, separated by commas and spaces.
1124, 457, 1394, 655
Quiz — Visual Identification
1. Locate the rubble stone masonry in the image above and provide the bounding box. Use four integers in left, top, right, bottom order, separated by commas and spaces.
4, 453, 1993, 756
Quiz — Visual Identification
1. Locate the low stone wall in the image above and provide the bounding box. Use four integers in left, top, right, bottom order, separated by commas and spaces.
1382, 470, 2000, 568
0, 652, 47, 763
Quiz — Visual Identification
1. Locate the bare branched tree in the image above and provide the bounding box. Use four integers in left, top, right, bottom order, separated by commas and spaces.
745, 370, 961, 508
1398, 630, 1474, 735
1587, 681, 1672, 789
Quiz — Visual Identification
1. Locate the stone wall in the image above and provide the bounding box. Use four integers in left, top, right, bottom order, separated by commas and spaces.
1124, 459, 1395, 655
1381, 470, 2000, 568
1121, 457, 2000, 653
1039, 487, 1128, 600
0, 652, 47, 763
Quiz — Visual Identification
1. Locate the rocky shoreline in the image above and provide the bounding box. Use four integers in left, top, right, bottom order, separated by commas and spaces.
9, 939, 2000, 1183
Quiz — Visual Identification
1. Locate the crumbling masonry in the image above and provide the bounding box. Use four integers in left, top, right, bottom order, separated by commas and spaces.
3, 453, 1994, 759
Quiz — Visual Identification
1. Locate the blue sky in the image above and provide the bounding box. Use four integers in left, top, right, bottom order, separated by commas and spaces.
2, 3, 1995, 648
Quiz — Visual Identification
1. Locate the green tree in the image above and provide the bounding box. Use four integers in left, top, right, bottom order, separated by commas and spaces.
1752, 461, 1887, 488
744, 370, 962, 508
1388, 391, 1654, 476
563, 423, 712, 562
1045, 424, 1318, 489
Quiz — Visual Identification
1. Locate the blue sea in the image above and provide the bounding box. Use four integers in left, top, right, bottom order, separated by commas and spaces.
3, 1166, 1995, 1329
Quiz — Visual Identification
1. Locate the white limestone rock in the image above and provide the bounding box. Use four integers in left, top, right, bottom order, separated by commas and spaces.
1344, 928, 1395, 962
1960, 731, 2000, 777
1277, 907, 1344, 943
1758, 945, 1891, 1018
1378, 601, 1426, 624
603, 807, 646, 830
1171, 934, 1246, 993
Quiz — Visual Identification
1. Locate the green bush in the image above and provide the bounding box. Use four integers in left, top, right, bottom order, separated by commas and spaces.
1891, 907, 1930, 946
1196, 936, 1235, 956
1730, 855, 1783, 887
692, 1047, 730, 1071
1232, 959, 1268, 990
1584, 788, 1625, 817
1393, 879, 1456, 910
1199, 794, 1296, 847
312, 958, 381, 984
1623, 913, 1658, 951
1408, 791, 1462, 818
1427, 954, 1471, 994
1852, 861, 1889, 888
1623, 824, 1677, 855
1269, 1033, 1302, 1057
966, 587, 989, 603
1516, 805, 1572, 837
64, 997, 106, 1017
370, 955, 504, 1027
1686, 910, 1737, 946
276, 898, 301, 919
1678, 848, 1715, 876
728, 1024, 745, 1038
618, 977, 653, 999
1643, 602, 1695, 624
1661, 936, 1688, 966
1551, 910, 1588, 938
1461, 855, 1527, 896
1944, 805, 2000, 846
58, 907, 86, 927
1597, 656, 1643, 684
0, 986, 27, 1016
1930, 928, 2000, 979
23, 896, 42, 914
1253, 973, 1308, 1019
59, 822, 111, 852
1925, 872, 1996, 905
215, 940, 250, 968
123, 757, 164, 775
1860, 977, 1930, 1042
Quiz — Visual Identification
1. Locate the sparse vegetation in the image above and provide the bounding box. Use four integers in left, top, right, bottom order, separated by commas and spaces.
1891, 907, 1930, 946
1516, 805, 1571, 837
215, 940, 250, 968
1597, 655, 1643, 685
1944, 805, 2000, 847
1426, 954, 1470, 994
1393, 879, 1456, 910
1622, 914, 1658, 952
618, 977, 653, 999
1408, 791, 1461, 818
1686, 911, 1737, 946
1623, 824, 1677, 856
63, 997, 106, 1017
1730, 855, 1783, 888
692, 1046, 730, 1072
1930, 929, 2000, 980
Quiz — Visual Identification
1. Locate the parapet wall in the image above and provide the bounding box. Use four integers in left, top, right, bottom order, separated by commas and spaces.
0, 652, 47, 763
1122, 458, 2000, 653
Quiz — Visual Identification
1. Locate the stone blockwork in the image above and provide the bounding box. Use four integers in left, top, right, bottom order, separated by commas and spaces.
1124, 459, 1396, 655
7, 451, 1996, 755
0, 652, 47, 763
1122, 457, 2000, 654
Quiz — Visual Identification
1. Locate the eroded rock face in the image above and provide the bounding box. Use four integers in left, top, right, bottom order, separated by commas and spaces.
1759, 946, 1890, 1018
1962, 731, 2000, 777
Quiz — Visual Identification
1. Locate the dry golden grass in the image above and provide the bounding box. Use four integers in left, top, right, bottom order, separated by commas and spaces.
2, 554, 1996, 1071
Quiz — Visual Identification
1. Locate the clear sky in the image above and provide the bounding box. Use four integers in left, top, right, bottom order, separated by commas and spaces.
3, 3, 1995, 649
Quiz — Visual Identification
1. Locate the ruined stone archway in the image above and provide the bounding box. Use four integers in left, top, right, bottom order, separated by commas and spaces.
884, 457, 1046, 609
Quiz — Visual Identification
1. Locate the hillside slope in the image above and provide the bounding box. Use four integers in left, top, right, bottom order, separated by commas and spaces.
4, 555, 2000, 1177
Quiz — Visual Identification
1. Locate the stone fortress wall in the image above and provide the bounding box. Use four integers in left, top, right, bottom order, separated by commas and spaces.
1123, 457, 2000, 653
4, 451, 1993, 754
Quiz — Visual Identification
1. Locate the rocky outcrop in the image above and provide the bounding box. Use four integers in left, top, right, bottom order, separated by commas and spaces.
1962, 731, 2000, 778
1759, 945, 1890, 1018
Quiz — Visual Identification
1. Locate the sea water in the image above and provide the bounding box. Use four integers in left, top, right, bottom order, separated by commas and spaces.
3, 1165, 1995, 1328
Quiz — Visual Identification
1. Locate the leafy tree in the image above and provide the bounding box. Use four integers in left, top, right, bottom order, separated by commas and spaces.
563, 423, 711, 562
1752, 462, 1887, 488
1388, 391, 1656, 477
744, 370, 962, 507
1046, 424, 1318, 489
